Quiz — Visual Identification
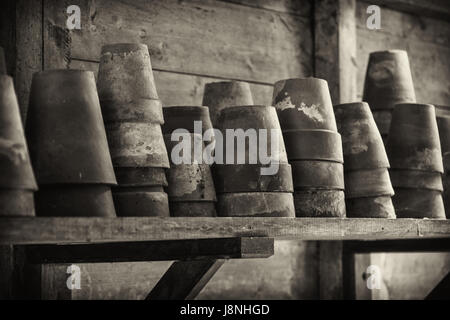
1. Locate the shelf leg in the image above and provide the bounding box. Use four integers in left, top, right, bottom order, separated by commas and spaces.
146, 259, 225, 300
425, 272, 450, 300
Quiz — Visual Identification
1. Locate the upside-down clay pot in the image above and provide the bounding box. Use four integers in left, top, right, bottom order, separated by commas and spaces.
290, 161, 344, 190
346, 196, 396, 219
26, 70, 117, 217
437, 115, 450, 154
112, 186, 170, 217
294, 190, 346, 218
392, 188, 445, 219
0, 47, 6, 74
443, 153, 450, 218
0, 76, 37, 216
202, 81, 254, 126
273, 78, 337, 131
363, 50, 416, 111
386, 103, 443, 173
334, 102, 389, 170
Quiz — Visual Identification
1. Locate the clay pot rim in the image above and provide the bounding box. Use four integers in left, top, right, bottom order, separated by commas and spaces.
394, 103, 435, 110
33, 69, 95, 80
282, 129, 338, 134
0, 74, 13, 82
163, 106, 209, 111
204, 81, 248, 86
101, 43, 148, 54
273, 77, 327, 86
334, 102, 369, 109
220, 105, 271, 111
369, 49, 407, 55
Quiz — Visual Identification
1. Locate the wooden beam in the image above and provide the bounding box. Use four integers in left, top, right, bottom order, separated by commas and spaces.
21, 237, 275, 264
146, 260, 225, 300
1, 218, 449, 245
344, 238, 450, 253
319, 241, 344, 299
365, 0, 450, 21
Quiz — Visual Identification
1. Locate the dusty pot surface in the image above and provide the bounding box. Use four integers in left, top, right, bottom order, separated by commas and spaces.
213, 163, 293, 193
273, 78, 337, 131
170, 201, 217, 217
345, 168, 394, 199
114, 167, 168, 187
392, 188, 445, 219
26, 70, 117, 185
0, 47, 6, 74
291, 160, 344, 190
0, 189, 35, 217
202, 81, 254, 126
437, 115, 450, 154
0, 75, 37, 190
346, 196, 396, 218
363, 50, 416, 110
98, 43, 159, 102
35, 185, 116, 217
113, 186, 170, 217
389, 169, 443, 191
335, 102, 389, 170
217, 192, 295, 217
386, 103, 443, 173
106, 122, 169, 168
162, 106, 214, 139
101, 98, 164, 124
372, 109, 392, 137
294, 189, 346, 218
283, 129, 343, 163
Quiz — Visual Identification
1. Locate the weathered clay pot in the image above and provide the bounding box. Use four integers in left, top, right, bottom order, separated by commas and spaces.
386, 104, 443, 173
346, 196, 396, 218
217, 192, 295, 217
390, 169, 443, 191
162, 106, 214, 143
97, 43, 159, 102
0, 189, 35, 217
101, 98, 164, 124
363, 50, 416, 111
345, 168, 394, 199
202, 81, 254, 126
335, 102, 389, 170
372, 110, 392, 138
113, 186, 170, 217
106, 122, 169, 168
26, 70, 117, 185
443, 153, 450, 218
0, 47, 6, 74
283, 130, 343, 162
35, 185, 116, 217
216, 105, 288, 164
392, 188, 445, 219
114, 167, 167, 187
213, 164, 293, 193
294, 190, 346, 218
437, 115, 450, 154
291, 161, 344, 190
0, 75, 37, 190
273, 78, 337, 131
170, 202, 217, 217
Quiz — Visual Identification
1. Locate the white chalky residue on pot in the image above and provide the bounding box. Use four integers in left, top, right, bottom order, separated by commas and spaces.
298, 102, 324, 123
274, 95, 296, 111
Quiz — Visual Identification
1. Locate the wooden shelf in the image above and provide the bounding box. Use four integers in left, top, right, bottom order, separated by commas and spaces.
0, 217, 449, 245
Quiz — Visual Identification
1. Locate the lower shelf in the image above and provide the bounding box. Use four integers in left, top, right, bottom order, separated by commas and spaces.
0, 217, 449, 244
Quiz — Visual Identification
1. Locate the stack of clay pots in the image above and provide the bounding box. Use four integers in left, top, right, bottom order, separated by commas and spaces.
213, 106, 295, 217
26, 70, 117, 217
273, 78, 345, 217
386, 103, 446, 219
335, 102, 396, 218
202, 81, 254, 127
0, 75, 37, 216
163, 116, 217, 217
97, 43, 170, 217
363, 50, 416, 143
436, 113, 450, 218
0, 47, 6, 74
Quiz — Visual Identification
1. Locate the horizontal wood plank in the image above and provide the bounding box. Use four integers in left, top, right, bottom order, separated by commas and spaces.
0, 218, 449, 244
44, 0, 313, 83
345, 238, 450, 253
363, 0, 450, 21
220, 0, 312, 16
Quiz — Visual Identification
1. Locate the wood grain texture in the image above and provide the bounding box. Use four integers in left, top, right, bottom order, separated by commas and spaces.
220, 0, 312, 16
43, 0, 313, 83
367, 0, 450, 21
0, 218, 449, 245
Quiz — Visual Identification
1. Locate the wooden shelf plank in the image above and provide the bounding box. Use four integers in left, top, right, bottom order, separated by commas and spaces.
0, 218, 449, 244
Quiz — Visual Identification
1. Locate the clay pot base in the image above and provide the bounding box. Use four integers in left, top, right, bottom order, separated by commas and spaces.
372, 110, 392, 137
390, 169, 443, 191
170, 202, 217, 217
217, 192, 295, 217
392, 188, 446, 219
294, 190, 346, 218
35, 185, 116, 217
291, 160, 344, 190
346, 196, 396, 218
113, 188, 169, 217
114, 167, 167, 187
213, 163, 293, 193
0, 189, 35, 217
101, 98, 164, 124
345, 168, 394, 199
162, 106, 214, 136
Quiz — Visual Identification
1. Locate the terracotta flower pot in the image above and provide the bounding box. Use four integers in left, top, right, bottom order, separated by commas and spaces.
392, 188, 445, 219
293, 190, 346, 218
290, 161, 344, 190
273, 78, 337, 131
386, 103, 443, 173
114, 167, 167, 187
202, 81, 254, 126
0, 47, 6, 74
170, 202, 217, 217
101, 98, 164, 125
0, 190, 35, 217
363, 50, 416, 110
346, 196, 396, 218
437, 115, 450, 154
335, 102, 389, 170
389, 169, 443, 191
113, 186, 169, 217
372, 110, 392, 138
344, 168, 394, 199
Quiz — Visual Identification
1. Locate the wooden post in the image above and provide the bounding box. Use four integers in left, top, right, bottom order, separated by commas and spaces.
314, 0, 357, 300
